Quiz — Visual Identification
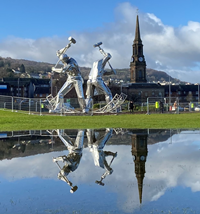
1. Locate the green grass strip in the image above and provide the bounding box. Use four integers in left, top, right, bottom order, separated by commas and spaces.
0, 110, 200, 131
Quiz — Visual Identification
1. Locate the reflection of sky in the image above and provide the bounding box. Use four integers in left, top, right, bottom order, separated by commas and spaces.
1, 130, 200, 213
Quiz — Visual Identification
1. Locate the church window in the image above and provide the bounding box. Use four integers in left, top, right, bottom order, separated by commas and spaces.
140, 139, 144, 147
139, 70, 142, 78
138, 46, 142, 55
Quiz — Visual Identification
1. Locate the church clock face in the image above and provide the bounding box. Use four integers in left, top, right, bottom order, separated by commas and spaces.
139, 57, 143, 62
140, 156, 145, 161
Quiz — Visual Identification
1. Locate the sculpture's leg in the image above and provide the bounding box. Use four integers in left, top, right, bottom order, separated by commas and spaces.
95, 79, 113, 104
86, 79, 95, 109
74, 80, 88, 112
74, 130, 85, 150
56, 80, 73, 106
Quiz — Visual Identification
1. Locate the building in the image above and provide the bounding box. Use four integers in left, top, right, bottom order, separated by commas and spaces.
0, 83, 10, 96
116, 14, 164, 103
1, 78, 50, 98
130, 15, 147, 83
162, 84, 200, 103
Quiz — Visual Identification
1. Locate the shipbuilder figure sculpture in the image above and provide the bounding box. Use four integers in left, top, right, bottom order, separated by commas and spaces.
53, 129, 85, 193
86, 128, 117, 186
50, 36, 88, 113
86, 42, 116, 108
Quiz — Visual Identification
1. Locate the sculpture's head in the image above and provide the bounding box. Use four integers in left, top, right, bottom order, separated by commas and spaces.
59, 54, 69, 63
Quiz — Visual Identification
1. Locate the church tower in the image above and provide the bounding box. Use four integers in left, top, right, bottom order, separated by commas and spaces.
130, 15, 147, 83
131, 133, 148, 204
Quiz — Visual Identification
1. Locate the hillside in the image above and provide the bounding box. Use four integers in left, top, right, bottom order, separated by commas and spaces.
0, 56, 184, 84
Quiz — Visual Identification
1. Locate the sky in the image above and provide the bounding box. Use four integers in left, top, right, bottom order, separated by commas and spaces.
0, 0, 200, 83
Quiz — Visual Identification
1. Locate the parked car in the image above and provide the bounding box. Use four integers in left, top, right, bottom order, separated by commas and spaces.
171, 106, 184, 111
184, 105, 189, 111
194, 105, 200, 111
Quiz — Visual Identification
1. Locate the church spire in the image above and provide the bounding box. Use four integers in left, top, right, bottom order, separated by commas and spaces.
130, 14, 147, 83
131, 134, 148, 204
134, 15, 142, 45
136, 173, 144, 204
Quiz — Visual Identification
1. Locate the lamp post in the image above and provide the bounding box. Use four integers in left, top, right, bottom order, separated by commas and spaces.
55, 86, 57, 96
18, 77, 19, 97
120, 82, 123, 93
198, 83, 199, 104
169, 75, 171, 105
51, 75, 53, 95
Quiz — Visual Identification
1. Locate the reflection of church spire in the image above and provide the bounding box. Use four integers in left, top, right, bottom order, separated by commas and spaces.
131, 133, 148, 204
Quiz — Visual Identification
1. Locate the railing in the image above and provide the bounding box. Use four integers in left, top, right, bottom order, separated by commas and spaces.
0, 95, 126, 116
146, 97, 199, 114
0, 95, 199, 116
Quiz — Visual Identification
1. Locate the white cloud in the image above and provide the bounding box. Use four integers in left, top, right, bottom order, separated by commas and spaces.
0, 3, 200, 83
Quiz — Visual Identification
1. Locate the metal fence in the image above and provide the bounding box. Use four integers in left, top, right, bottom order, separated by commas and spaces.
0, 95, 45, 115
0, 95, 199, 115
146, 97, 199, 114
0, 95, 115, 116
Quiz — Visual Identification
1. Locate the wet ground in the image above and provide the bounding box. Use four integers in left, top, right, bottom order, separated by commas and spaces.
0, 128, 200, 214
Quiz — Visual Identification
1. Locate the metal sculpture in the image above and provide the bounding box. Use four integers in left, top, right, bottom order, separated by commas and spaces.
46, 38, 127, 114
86, 128, 117, 186
86, 42, 116, 108
47, 37, 88, 113
53, 129, 85, 193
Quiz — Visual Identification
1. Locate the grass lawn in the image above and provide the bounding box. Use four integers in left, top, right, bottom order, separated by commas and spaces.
0, 110, 200, 131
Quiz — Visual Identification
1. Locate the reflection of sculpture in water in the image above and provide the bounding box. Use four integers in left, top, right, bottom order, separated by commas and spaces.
53, 129, 85, 193
86, 128, 117, 186
50, 37, 88, 113
86, 42, 116, 108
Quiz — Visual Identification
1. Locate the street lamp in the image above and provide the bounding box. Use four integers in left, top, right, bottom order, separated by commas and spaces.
120, 82, 123, 93
55, 86, 57, 95
18, 77, 19, 96
169, 75, 171, 105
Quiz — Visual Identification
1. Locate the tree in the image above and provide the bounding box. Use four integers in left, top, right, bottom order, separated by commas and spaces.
0, 60, 4, 67
20, 64, 25, 73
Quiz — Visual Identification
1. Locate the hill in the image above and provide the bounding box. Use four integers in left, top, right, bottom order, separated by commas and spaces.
0, 56, 184, 84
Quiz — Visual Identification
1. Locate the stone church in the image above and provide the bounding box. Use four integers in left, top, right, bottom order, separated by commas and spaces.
120, 14, 164, 103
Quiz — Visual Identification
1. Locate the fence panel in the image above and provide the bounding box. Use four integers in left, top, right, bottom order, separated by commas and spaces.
146, 97, 199, 114
0, 96, 13, 111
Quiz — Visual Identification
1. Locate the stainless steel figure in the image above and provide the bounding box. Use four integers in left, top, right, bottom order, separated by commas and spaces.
86, 42, 116, 107
86, 128, 117, 186
52, 37, 88, 113
53, 129, 85, 193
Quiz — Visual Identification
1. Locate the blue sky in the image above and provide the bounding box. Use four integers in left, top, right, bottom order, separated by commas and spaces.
1, 0, 200, 83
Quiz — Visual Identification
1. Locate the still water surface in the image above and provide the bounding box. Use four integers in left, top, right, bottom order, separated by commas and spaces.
0, 128, 200, 214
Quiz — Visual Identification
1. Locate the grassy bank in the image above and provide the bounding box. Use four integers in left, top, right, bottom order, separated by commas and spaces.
0, 110, 200, 131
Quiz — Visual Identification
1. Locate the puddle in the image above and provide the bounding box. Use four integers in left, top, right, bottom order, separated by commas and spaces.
0, 128, 200, 213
